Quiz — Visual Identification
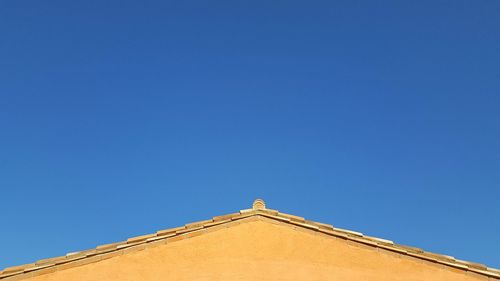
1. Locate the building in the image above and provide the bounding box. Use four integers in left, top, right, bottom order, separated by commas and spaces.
1, 199, 498, 281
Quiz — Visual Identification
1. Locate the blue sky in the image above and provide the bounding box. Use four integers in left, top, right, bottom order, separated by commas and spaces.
1, 0, 499, 270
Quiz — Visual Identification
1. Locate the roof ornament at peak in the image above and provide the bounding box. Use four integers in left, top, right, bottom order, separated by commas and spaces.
252, 198, 266, 210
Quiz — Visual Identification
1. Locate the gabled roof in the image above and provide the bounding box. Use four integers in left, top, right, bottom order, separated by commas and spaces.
1, 199, 499, 280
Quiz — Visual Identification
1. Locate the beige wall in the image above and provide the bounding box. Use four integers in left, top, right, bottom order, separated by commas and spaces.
22, 217, 490, 281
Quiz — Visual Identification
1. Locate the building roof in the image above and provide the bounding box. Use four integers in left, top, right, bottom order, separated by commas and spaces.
1, 199, 499, 280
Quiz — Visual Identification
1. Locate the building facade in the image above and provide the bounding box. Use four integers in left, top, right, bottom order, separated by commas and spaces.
1, 199, 498, 281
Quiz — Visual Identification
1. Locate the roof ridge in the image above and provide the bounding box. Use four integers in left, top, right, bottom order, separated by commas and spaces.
1, 203, 499, 280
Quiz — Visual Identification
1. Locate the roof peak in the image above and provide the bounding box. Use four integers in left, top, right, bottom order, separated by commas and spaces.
252, 199, 266, 210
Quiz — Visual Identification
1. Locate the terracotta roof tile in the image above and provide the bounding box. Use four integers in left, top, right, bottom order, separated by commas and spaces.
156, 226, 185, 236
127, 233, 157, 244
184, 219, 213, 228
213, 212, 241, 221
309, 221, 333, 230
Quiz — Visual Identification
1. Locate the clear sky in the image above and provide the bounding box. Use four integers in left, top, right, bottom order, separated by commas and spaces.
1, 0, 499, 270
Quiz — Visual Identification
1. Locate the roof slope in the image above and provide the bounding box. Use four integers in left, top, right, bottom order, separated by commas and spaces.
1, 199, 499, 280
